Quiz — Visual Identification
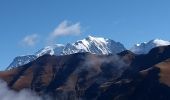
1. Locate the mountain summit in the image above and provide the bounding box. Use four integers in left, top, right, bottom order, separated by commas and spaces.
130, 39, 170, 54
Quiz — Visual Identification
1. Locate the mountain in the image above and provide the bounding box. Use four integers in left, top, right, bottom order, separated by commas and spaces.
0, 52, 133, 100
98, 45, 170, 100
6, 55, 36, 70
131, 39, 170, 54
7, 36, 126, 70
1, 45, 170, 100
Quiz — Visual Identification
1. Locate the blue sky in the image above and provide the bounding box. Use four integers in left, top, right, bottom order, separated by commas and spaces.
1, 0, 170, 69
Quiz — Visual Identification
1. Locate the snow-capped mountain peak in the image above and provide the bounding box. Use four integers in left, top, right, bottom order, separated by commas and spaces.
35, 36, 126, 56
36, 44, 65, 57
131, 39, 170, 54
6, 55, 36, 70
70, 35, 125, 55
85, 35, 108, 43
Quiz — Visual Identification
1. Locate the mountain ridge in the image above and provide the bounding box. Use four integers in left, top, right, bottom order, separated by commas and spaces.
7, 36, 170, 70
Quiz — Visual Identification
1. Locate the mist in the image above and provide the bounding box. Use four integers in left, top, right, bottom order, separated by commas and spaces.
0, 79, 83, 100
0, 80, 43, 100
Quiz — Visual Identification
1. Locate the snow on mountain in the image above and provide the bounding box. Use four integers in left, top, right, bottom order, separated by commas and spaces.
130, 39, 170, 54
7, 37, 170, 70
7, 36, 126, 70
36, 44, 65, 57
36, 35, 126, 56
6, 55, 36, 70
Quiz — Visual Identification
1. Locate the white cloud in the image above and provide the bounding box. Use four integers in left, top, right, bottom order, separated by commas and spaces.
51, 20, 81, 37
46, 20, 82, 45
0, 79, 80, 100
21, 21, 82, 46
22, 34, 39, 46
0, 80, 42, 100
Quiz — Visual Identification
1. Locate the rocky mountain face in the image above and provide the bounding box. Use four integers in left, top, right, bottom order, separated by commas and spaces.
1, 45, 170, 100
7, 36, 126, 70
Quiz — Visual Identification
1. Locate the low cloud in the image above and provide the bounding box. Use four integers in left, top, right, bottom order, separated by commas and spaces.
0, 80, 42, 100
22, 34, 39, 46
73, 54, 128, 84
0, 79, 81, 100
